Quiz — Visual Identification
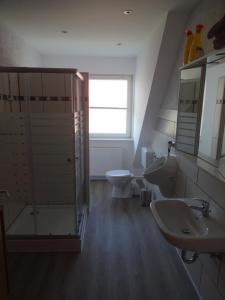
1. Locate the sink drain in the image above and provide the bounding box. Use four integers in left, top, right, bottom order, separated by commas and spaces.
181, 228, 191, 234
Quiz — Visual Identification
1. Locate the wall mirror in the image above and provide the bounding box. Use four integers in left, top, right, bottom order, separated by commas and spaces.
176, 52, 225, 178
198, 60, 225, 175
176, 65, 206, 155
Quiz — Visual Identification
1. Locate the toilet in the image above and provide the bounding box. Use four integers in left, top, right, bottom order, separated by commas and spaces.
105, 169, 133, 198
105, 147, 155, 198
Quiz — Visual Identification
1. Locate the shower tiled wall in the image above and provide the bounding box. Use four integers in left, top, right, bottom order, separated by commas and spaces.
0, 114, 29, 228
0, 72, 74, 113
0, 71, 76, 229
175, 152, 225, 300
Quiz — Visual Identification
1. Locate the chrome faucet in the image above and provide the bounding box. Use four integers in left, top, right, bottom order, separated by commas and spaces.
189, 198, 210, 217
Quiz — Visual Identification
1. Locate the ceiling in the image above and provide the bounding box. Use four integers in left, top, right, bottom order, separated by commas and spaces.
0, 0, 199, 57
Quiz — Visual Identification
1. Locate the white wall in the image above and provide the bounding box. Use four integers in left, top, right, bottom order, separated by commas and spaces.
175, 152, 225, 300
0, 23, 42, 225
152, 1, 225, 299
162, 0, 225, 113
42, 55, 136, 75
151, 0, 225, 156
90, 140, 133, 178
133, 15, 167, 156
42, 54, 136, 176
0, 23, 42, 67
134, 11, 189, 166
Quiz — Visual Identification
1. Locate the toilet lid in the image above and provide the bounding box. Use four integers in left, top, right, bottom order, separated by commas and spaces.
105, 169, 131, 177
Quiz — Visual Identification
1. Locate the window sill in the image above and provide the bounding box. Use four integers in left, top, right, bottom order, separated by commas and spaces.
90, 138, 133, 142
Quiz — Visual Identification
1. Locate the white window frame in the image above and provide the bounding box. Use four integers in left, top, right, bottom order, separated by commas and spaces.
89, 74, 133, 139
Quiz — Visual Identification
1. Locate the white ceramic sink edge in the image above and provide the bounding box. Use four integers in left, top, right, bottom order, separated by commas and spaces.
150, 199, 225, 253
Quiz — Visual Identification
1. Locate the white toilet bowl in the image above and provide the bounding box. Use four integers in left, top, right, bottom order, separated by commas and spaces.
105, 169, 133, 198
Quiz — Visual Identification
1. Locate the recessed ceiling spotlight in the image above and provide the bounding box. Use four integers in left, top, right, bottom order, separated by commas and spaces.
117, 42, 122, 46
123, 10, 133, 15
61, 30, 68, 34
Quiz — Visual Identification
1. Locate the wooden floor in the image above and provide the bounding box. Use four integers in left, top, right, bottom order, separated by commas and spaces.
7, 181, 199, 300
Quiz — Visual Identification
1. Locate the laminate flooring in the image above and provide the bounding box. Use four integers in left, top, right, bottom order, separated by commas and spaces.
7, 181, 199, 300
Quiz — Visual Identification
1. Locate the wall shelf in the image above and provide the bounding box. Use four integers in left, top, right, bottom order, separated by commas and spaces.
180, 48, 225, 70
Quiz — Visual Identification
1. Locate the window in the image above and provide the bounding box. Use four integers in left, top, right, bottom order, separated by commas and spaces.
89, 75, 132, 138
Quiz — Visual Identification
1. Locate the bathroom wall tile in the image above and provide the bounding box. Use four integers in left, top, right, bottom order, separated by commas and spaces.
18, 73, 27, 96
0, 73, 9, 94
65, 74, 73, 112
199, 254, 221, 287
176, 135, 195, 146
176, 249, 202, 294
158, 109, 177, 122
30, 73, 43, 96
185, 177, 209, 201
18, 73, 30, 112
176, 143, 195, 155
176, 154, 198, 183
11, 100, 20, 113
0, 101, 4, 113
200, 271, 223, 300
64, 74, 73, 97
155, 118, 176, 138
185, 259, 203, 290
9, 73, 20, 112
197, 168, 225, 210
44, 101, 65, 113
42, 73, 65, 97
29, 102, 44, 113
19, 73, 43, 96
175, 170, 186, 197
208, 199, 225, 227
218, 256, 225, 298
9, 73, 19, 96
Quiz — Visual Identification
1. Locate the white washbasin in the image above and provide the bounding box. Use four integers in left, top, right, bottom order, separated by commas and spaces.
150, 199, 225, 252
144, 155, 177, 198
144, 156, 166, 174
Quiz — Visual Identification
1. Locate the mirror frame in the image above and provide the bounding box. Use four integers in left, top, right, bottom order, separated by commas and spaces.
176, 61, 206, 156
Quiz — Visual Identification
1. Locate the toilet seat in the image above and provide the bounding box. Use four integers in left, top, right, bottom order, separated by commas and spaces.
105, 169, 132, 178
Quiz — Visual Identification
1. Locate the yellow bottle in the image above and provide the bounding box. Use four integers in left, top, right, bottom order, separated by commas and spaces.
189, 24, 204, 62
183, 30, 193, 65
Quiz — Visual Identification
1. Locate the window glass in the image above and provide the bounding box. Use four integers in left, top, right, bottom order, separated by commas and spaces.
90, 108, 127, 134
89, 76, 131, 137
89, 79, 128, 108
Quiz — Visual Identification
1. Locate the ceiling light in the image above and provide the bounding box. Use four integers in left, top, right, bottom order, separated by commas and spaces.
61, 30, 68, 34
123, 10, 133, 15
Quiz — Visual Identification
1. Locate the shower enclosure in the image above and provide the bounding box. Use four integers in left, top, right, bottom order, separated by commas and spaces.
0, 67, 89, 252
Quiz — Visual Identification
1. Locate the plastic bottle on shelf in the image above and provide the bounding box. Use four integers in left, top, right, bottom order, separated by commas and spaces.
189, 24, 204, 62
183, 30, 193, 65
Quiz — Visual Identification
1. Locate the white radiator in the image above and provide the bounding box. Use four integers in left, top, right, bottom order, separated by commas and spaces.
90, 147, 123, 177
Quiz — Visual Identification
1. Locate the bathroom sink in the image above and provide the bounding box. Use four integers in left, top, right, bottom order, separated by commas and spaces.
150, 199, 225, 252
144, 155, 177, 198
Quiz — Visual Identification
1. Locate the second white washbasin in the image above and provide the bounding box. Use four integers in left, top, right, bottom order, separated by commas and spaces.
150, 199, 225, 253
